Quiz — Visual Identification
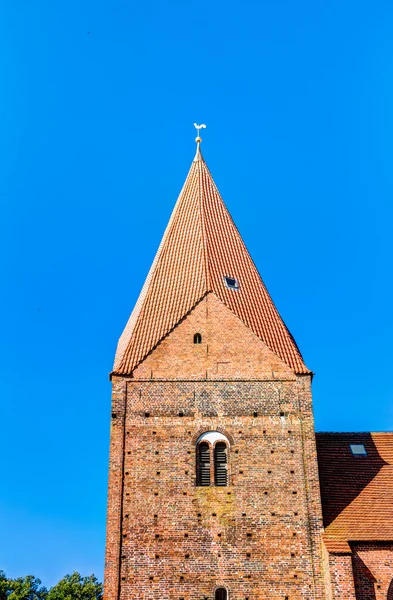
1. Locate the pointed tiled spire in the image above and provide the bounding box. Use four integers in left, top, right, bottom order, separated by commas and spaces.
113, 137, 309, 375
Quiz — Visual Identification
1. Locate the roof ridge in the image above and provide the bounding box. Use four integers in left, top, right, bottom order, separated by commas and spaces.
316, 431, 393, 435
198, 161, 211, 291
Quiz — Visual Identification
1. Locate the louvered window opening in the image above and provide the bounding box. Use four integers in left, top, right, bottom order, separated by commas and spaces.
214, 442, 228, 486
215, 588, 227, 600
198, 442, 211, 486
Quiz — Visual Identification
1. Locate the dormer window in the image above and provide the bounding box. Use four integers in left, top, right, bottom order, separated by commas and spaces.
350, 444, 367, 456
224, 276, 239, 290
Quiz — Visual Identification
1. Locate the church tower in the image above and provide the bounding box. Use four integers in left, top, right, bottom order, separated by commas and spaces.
104, 131, 329, 600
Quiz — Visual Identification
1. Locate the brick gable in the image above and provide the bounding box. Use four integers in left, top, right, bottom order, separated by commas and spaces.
133, 293, 296, 381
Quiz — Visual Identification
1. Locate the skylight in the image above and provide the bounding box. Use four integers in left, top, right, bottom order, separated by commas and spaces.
224, 276, 239, 290
350, 444, 367, 456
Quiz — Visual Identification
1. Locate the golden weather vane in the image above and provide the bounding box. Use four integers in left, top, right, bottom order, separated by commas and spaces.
194, 123, 206, 143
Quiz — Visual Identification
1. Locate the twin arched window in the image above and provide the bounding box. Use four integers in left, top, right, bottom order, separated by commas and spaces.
196, 432, 229, 487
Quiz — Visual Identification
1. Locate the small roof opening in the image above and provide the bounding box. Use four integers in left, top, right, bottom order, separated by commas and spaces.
224, 276, 239, 289
350, 443, 367, 456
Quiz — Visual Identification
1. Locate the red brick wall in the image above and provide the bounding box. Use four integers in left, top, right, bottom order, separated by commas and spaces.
104, 294, 329, 599
327, 553, 356, 600
352, 544, 393, 600
325, 544, 393, 599
104, 377, 126, 600
132, 294, 297, 381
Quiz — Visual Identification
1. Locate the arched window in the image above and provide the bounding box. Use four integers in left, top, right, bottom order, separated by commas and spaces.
197, 442, 210, 486
196, 432, 230, 487
214, 442, 228, 486
194, 333, 202, 344
388, 579, 393, 600
215, 588, 227, 600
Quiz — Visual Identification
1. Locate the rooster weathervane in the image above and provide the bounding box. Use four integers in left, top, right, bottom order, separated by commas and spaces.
194, 123, 206, 143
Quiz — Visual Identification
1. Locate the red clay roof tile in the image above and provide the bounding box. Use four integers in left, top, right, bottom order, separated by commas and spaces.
113, 147, 309, 374
316, 432, 393, 544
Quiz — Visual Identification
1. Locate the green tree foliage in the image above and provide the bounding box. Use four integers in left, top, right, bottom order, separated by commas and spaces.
0, 573, 101, 600
0, 571, 9, 600
2, 574, 47, 600
46, 574, 102, 600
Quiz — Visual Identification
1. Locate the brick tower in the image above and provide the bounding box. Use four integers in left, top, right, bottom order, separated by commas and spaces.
104, 132, 330, 600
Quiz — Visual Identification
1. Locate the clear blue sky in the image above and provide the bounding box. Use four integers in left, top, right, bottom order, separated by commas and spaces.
1, 0, 393, 588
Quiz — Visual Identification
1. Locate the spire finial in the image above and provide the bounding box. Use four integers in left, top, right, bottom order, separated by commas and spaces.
193, 123, 206, 161
194, 123, 206, 143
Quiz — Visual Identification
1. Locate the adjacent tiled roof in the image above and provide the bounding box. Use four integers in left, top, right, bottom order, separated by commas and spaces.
113, 145, 309, 374
316, 432, 393, 547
